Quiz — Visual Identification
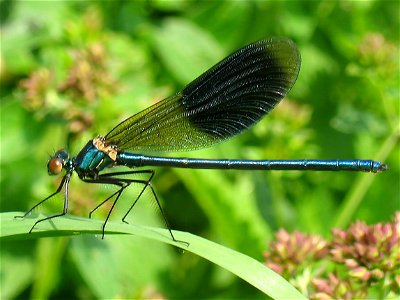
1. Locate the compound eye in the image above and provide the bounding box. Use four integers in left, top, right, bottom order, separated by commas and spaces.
47, 157, 63, 175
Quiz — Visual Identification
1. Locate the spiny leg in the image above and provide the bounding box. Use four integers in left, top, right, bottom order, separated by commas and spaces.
100, 185, 126, 239
120, 170, 155, 223
88, 186, 126, 218
110, 169, 188, 246
93, 170, 155, 224
15, 173, 72, 233
85, 169, 153, 219
83, 170, 154, 238
145, 181, 189, 247
92, 170, 189, 246
15, 173, 70, 219
82, 177, 127, 238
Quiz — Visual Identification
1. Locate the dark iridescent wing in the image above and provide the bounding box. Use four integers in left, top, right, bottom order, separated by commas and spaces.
105, 37, 301, 152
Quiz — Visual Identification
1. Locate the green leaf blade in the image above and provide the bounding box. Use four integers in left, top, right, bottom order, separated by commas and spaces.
1, 212, 305, 299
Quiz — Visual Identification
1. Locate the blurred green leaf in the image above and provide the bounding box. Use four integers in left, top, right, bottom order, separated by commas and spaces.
151, 18, 224, 84
0, 250, 34, 299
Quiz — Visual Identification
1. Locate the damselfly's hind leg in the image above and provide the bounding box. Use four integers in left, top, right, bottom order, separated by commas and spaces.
85, 170, 189, 246
83, 170, 154, 239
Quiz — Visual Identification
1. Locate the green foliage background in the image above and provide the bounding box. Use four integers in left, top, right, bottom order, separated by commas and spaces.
1, 1, 398, 299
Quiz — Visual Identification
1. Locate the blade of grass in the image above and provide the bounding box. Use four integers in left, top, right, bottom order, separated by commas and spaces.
1, 212, 305, 300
